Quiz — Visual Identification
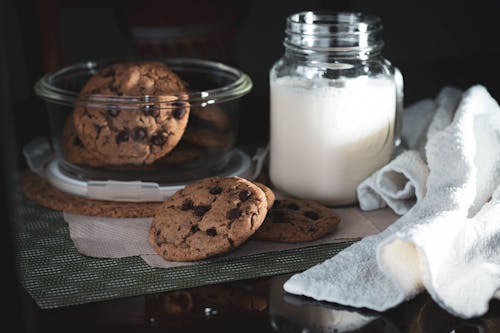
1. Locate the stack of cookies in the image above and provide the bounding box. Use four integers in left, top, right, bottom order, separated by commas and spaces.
62, 61, 233, 168
149, 176, 341, 262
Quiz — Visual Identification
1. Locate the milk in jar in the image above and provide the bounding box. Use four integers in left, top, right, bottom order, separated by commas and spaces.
270, 76, 396, 205
269, 11, 402, 205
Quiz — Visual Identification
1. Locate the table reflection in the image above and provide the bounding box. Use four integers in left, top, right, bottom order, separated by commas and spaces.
31, 274, 500, 332
270, 275, 500, 333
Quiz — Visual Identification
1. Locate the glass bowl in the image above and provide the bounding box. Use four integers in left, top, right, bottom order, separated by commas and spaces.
34, 58, 252, 184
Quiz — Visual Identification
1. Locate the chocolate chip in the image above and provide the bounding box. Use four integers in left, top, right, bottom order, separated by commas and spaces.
307, 226, 318, 233
115, 130, 129, 143
151, 132, 167, 146
109, 85, 119, 95
94, 124, 103, 138
107, 105, 120, 117
190, 225, 199, 233
270, 210, 288, 223
172, 108, 186, 119
132, 127, 147, 141
156, 241, 162, 247
209, 186, 223, 195
271, 210, 285, 219
143, 104, 160, 117
193, 205, 211, 217
172, 100, 184, 107
272, 200, 281, 208
73, 136, 83, 147
227, 207, 241, 220
287, 203, 299, 210
304, 211, 320, 220
206, 228, 217, 236
155, 229, 161, 236
228, 238, 235, 248
239, 190, 252, 201
181, 199, 194, 211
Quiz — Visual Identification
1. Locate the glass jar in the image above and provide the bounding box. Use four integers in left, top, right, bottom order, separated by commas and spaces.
269, 11, 403, 206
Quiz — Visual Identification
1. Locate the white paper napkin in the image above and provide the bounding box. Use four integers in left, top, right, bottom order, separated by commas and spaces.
64, 207, 398, 268
284, 85, 500, 318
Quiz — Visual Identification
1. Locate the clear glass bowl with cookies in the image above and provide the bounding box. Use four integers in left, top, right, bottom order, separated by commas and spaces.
34, 58, 253, 192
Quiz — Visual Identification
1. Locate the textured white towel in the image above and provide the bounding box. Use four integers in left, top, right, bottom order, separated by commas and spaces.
357, 87, 463, 215
284, 85, 500, 318
356, 150, 428, 215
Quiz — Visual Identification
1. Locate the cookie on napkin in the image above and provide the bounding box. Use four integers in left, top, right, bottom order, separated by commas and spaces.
253, 181, 275, 209
254, 198, 340, 243
149, 176, 268, 261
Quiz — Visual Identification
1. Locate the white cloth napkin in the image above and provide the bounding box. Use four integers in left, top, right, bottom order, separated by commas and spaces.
356, 150, 428, 215
357, 86, 463, 215
284, 85, 500, 318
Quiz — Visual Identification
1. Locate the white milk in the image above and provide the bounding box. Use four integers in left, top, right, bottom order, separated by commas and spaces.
269, 76, 396, 205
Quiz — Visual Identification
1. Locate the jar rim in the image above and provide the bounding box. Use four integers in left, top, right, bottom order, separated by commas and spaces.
284, 11, 384, 57
34, 57, 253, 107
287, 11, 382, 35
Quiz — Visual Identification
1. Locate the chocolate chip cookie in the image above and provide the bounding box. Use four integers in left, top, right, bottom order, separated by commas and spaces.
73, 61, 190, 165
154, 142, 204, 166
190, 105, 231, 130
253, 182, 275, 209
182, 127, 232, 148
61, 113, 106, 167
149, 176, 268, 261
254, 198, 340, 243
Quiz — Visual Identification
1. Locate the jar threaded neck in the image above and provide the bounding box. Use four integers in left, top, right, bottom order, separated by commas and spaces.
284, 12, 384, 58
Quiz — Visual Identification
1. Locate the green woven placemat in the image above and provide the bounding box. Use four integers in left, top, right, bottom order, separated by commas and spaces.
15, 199, 355, 309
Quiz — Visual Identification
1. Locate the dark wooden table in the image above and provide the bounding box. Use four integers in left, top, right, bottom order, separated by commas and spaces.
19, 273, 500, 333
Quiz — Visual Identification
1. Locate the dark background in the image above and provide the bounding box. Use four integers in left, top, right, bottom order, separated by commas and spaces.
2, 0, 500, 331
4, 0, 500, 151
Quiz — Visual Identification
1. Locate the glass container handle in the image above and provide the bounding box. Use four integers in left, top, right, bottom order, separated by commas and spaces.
22, 137, 54, 178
